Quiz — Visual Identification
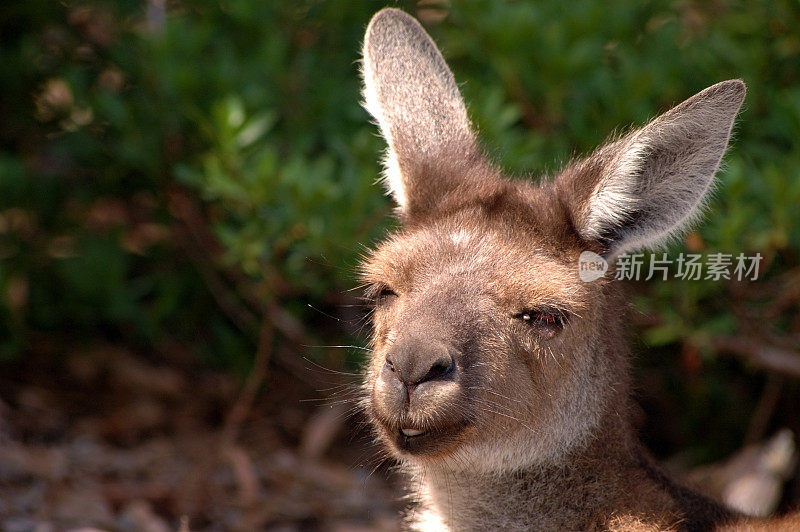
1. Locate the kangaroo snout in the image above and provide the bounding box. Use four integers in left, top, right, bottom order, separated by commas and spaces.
383, 335, 456, 394
371, 314, 471, 456
376, 330, 463, 422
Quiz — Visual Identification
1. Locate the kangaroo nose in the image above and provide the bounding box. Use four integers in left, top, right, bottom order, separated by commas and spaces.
384, 336, 455, 390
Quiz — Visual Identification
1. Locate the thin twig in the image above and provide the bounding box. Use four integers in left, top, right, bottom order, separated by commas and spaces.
744, 374, 783, 445
168, 189, 259, 336
713, 337, 800, 378
168, 188, 312, 347
221, 315, 274, 446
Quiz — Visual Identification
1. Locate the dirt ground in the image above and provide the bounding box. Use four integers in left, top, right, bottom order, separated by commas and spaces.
2, 343, 799, 531
0, 345, 404, 531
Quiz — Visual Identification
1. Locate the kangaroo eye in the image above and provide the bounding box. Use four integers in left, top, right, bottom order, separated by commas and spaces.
514, 309, 566, 339
378, 287, 397, 299
366, 284, 397, 305
516, 311, 562, 325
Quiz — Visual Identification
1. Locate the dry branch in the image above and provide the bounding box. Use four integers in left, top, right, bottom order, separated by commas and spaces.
713, 337, 800, 379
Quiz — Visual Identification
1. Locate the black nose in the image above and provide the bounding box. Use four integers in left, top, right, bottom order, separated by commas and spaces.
384, 335, 455, 390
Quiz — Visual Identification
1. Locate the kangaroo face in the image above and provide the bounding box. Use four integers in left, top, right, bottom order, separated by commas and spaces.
361, 192, 624, 467
360, 9, 743, 472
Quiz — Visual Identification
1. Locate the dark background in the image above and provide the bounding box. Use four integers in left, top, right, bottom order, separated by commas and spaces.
1, 1, 799, 530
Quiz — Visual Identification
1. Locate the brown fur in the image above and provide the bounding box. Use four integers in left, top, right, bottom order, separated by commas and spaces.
356, 7, 794, 531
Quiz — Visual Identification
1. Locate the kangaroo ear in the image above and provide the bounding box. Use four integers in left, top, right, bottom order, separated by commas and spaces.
362, 8, 484, 213
557, 80, 746, 257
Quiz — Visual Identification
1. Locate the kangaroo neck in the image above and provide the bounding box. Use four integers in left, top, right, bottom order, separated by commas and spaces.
408, 412, 636, 530
406, 412, 735, 532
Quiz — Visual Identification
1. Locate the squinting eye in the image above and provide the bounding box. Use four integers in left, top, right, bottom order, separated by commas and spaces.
520, 312, 558, 324
366, 284, 397, 305
514, 309, 566, 339
516, 310, 563, 325
378, 287, 397, 299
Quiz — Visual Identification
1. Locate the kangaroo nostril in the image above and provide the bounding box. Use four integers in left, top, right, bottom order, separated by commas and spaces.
384, 340, 456, 388
421, 356, 454, 383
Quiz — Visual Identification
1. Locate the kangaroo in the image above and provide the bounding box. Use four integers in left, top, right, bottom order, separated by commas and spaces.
358, 8, 797, 532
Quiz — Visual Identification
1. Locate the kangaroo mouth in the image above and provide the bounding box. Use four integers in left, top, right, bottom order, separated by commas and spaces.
389, 419, 471, 455
369, 372, 473, 456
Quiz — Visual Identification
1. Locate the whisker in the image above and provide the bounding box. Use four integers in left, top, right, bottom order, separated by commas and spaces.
479, 406, 537, 433
303, 344, 372, 352
467, 386, 528, 406
301, 356, 362, 376
306, 303, 342, 322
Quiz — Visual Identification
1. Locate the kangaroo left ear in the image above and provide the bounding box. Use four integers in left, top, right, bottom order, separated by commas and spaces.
557, 80, 746, 257
361, 8, 491, 216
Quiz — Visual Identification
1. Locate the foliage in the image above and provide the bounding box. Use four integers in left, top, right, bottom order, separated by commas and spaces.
1, 0, 798, 460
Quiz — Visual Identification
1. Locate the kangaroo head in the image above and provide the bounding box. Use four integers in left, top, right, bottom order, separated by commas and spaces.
359, 8, 744, 472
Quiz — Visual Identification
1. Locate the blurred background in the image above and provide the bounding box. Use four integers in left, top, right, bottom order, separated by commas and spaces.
1, 0, 799, 530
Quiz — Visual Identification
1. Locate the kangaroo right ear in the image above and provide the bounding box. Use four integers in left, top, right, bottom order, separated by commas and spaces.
556, 80, 746, 258
362, 8, 484, 214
